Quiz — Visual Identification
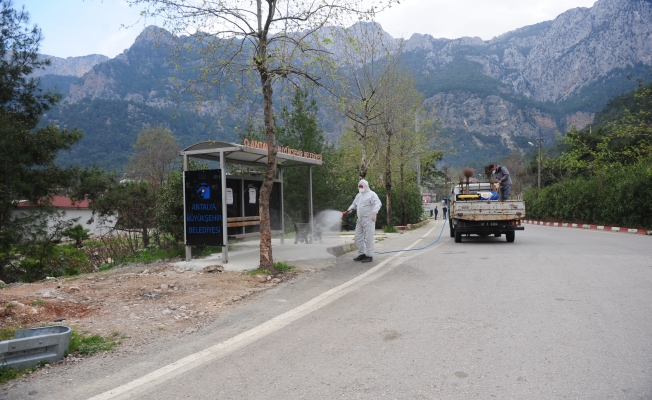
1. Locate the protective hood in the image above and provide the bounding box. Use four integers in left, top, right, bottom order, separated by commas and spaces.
358, 179, 370, 194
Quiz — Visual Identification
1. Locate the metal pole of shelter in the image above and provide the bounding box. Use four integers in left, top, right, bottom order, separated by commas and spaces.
308, 166, 313, 241
184, 154, 191, 261
279, 167, 285, 244
220, 152, 228, 263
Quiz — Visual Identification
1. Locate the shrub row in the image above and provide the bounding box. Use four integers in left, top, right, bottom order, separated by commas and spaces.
524, 162, 652, 229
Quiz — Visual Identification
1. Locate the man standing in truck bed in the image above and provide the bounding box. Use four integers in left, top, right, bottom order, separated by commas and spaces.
491, 164, 512, 200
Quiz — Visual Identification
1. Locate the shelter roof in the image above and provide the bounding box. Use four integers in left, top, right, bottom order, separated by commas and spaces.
179, 141, 323, 167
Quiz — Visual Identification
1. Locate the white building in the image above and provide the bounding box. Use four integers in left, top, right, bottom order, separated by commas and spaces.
14, 196, 114, 237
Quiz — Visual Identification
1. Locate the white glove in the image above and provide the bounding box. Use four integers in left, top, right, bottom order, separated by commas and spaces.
371, 211, 377, 222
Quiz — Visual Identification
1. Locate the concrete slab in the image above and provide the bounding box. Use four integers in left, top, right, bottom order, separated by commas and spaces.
172, 232, 360, 272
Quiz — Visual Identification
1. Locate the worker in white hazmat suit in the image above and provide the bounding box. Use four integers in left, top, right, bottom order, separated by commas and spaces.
347, 179, 382, 263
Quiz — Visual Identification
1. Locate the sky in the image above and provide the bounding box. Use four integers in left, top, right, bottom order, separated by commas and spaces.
16, 0, 597, 59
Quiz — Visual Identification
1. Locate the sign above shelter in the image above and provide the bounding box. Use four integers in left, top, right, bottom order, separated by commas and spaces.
179, 141, 323, 167
243, 139, 322, 162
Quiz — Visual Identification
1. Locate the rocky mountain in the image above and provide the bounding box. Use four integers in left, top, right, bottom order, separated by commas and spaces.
34, 54, 109, 78
402, 0, 652, 165
39, 0, 652, 170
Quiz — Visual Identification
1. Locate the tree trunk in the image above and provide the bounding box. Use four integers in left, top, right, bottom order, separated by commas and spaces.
142, 227, 149, 248
358, 122, 369, 180
258, 70, 277, 273
385, 134, 393, 227
400, 163, 406, 225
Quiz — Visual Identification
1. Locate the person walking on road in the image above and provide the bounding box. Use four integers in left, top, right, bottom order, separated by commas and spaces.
434, 206, 439, 220
347, 179, 382, 263
442, 204, 448, 220
491, 164, 513, 200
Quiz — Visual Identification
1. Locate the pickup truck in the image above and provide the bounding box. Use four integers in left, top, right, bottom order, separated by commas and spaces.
448, 182, 525, 243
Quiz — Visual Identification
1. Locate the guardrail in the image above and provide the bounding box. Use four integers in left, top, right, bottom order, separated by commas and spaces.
0, 326, 71, 370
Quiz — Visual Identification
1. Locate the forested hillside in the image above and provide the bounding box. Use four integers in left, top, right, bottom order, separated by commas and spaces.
44, 99, 235, 171
33, 0, 652, 171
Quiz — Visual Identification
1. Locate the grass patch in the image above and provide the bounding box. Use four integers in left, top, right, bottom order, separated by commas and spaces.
273, 261, 293, 272
66, 329, 122, 356
248, 269, 271, 275
247, 261, 293, 275
29, 299, 46, 306
383, 225, 398, 233
98, 263, 114, 271
0, 326, 16, 341
0, 365, 38, 385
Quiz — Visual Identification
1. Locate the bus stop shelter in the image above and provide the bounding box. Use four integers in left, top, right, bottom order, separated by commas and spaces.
179, 140, 323, 263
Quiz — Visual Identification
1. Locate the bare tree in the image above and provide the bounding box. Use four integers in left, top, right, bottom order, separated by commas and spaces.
130, 0, 396, 271
376, 67, 426, 227
126, 126, 180, 194
393, 103, 439, 225
335, 22, 401, 180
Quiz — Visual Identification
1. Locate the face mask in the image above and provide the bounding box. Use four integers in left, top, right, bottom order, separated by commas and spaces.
359, 188, 364, 193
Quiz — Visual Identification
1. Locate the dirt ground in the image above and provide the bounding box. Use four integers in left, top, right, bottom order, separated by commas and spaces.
0, 259, 296, 350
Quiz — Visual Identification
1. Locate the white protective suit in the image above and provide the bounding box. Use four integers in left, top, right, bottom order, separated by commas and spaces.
347, 179, 382, 257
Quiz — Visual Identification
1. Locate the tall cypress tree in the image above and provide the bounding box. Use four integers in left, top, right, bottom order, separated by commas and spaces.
0, 1, 82, 272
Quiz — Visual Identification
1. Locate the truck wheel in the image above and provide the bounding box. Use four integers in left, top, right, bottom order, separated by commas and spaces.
506, 231, 515, 242
454, 229, 462, 243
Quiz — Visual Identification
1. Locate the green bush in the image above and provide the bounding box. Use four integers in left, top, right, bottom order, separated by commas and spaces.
524, 161, 652, 229
18, 244, 90, 282
62, 224, 91, 248
375, 184, 424, 228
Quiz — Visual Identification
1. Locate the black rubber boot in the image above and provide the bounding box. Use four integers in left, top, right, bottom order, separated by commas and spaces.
353, 254, 366, 261
361, 256, 373, 263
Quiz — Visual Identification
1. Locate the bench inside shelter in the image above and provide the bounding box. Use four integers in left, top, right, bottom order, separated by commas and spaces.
226, 216, 260, 228
225, 216, 283, 240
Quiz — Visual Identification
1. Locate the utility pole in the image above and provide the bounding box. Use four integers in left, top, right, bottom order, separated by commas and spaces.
537, 137, 542, 188
415, 114, 421, 191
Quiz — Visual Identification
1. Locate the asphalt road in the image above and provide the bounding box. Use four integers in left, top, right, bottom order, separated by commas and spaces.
7, 222, 652, 399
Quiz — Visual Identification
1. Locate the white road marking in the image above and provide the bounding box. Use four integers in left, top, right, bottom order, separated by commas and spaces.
90, 224, 443, 399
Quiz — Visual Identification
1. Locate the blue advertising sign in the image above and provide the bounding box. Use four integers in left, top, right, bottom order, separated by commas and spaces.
184, 170, 223, 246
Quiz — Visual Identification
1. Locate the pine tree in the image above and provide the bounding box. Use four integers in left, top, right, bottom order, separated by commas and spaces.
0, 1, 82, 279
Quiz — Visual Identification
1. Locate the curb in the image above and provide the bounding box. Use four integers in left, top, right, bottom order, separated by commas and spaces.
326, 220, 432, 256
326, 242, 357, 257
523, 220, 652, 236
397, 219, 431, 231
